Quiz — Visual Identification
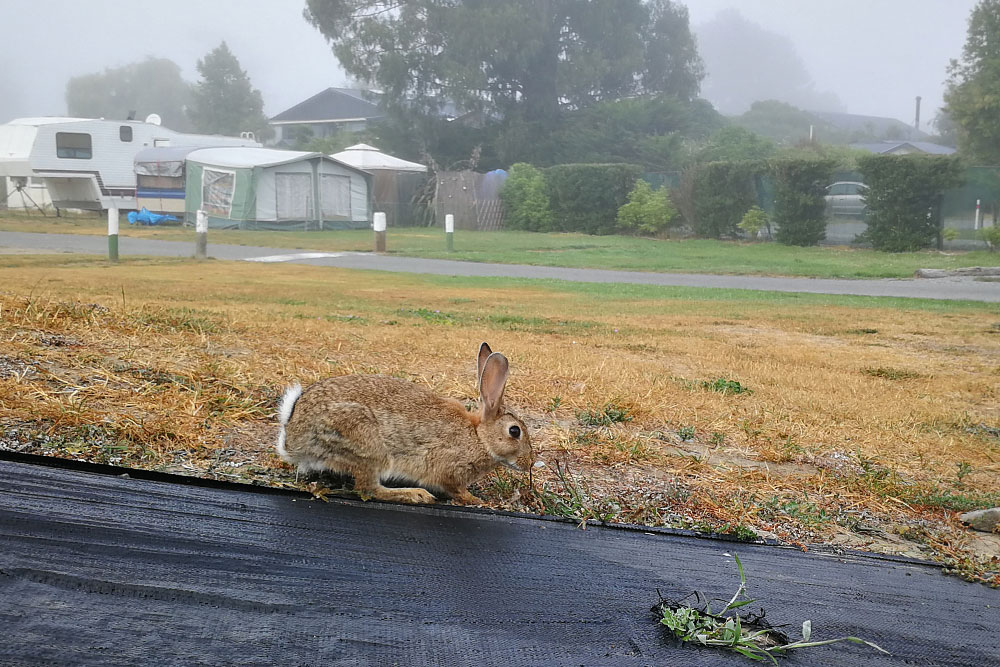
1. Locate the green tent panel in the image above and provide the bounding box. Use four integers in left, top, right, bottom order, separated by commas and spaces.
183, 148, 371, 230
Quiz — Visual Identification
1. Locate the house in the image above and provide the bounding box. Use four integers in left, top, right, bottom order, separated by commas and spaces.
849, 141, 957, 156
810, 110, 927, 142
0, 116, 259, 213
268, 88, 470, 147
268, 88, 387, 146
183, 147, 371, 230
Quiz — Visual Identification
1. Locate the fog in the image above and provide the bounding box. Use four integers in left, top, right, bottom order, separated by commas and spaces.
0, 0, 980, 126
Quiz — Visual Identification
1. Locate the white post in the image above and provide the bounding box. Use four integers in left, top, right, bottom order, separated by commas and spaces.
195, 209, 208, 259
445, 213, 454, 251
373, 211, 387, 252
107, 206, 119, 262
975, 199, 981, 230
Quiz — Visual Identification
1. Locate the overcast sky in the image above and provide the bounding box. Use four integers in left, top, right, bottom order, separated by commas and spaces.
0, 0, 980, 125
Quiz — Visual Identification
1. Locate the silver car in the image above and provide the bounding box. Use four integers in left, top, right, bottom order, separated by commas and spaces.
825, 181, 866, 218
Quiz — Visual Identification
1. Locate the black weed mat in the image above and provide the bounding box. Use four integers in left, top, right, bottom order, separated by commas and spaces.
0, 456, 997, 666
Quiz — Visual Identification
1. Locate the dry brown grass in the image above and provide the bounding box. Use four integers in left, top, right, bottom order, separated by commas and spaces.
1, 254, 998, 585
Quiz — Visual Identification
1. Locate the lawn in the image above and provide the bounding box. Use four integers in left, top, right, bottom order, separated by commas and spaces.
1, 253, 998, 585
3, 211, 999, 278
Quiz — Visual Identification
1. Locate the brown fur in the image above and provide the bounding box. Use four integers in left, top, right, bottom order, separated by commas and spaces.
277, 343, 532, 504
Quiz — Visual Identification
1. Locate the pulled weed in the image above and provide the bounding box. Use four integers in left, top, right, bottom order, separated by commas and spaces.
654, 554, 889, 663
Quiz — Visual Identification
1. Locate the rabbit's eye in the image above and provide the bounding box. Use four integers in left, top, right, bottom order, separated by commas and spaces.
508, 425, 521, 439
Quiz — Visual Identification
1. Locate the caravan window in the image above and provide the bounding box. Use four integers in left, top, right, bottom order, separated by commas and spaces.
203, 169, 235, 217
120, 126, 133, 142
56, 132, 92, 159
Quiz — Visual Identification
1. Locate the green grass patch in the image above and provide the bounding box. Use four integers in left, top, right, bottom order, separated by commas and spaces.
578, 403, 633, 426
4, 213, 1000, 279
701, 378, 752, 395
862, 366, 924, 380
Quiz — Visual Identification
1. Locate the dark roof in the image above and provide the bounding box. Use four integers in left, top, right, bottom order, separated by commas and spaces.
850, 141, 957, 155
269, 87, 387, 124
810, 110, 927, 140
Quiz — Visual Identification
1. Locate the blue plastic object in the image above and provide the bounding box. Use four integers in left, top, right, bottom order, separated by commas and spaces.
127, 207, 178, 226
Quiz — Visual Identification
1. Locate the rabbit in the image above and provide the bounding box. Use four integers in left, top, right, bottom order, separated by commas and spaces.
275, 342, 532, 505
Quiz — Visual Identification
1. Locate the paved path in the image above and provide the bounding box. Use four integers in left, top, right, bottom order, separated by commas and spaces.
2, 230, 999, 303
2, 455, 996, 666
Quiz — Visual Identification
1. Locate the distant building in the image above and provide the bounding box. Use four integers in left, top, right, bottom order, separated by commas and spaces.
810, 110, 927, 142
269, 88, 470, 147
849, 141, 957, 156
268, 88, 387, 146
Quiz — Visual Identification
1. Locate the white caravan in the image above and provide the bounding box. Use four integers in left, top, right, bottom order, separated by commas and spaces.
0, 116, 260, 212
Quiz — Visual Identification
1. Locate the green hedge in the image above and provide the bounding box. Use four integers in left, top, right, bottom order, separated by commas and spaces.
858, 155, 965, 252
690, 161, 762, 238
543, 163, 642, 235
770, 157, 836, 246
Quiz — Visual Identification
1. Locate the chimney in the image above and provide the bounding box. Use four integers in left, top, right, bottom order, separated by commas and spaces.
914, 96, 922, 132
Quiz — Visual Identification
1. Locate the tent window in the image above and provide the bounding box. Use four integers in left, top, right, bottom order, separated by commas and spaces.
321, 174, 351, 219
138, 174, 184, 190
56, 132, 92, 159
276, 172, 314, 220
202, 169, 235, 216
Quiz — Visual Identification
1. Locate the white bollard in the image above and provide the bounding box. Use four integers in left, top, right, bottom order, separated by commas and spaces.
195, 209, 208, 259
107, 206, 119, 262
445, 213, 454, 251
373, 212, 387, 252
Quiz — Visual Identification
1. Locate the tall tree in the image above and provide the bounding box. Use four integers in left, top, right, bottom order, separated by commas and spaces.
944, 0, 1000, 163
65, 58, 193, 130
188, 42, 271, 140
694, 10, 843, 115
304, 0, 704, 128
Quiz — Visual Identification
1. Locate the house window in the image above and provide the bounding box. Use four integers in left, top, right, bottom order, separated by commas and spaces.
202, 169, 235, 217
120, 125, 133, 142
56, 132, 92, 159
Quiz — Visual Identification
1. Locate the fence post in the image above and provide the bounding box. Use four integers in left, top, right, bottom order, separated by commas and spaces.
107, 206, 119, 263
445, 213, 454, 251
195, 210, 208, 259
373, 212, 386, 252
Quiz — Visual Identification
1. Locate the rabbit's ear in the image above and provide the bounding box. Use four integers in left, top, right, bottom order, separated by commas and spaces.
477, 342, 493, 386
479, 352, 509, 421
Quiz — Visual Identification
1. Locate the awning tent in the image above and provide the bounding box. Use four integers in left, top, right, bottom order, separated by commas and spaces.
184, 147, 371, 230
331, 144, 427, 226
331, 143, 427, 173
134, 146, 203, 215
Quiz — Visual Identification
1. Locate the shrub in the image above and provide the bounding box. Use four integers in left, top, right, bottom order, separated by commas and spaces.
500, 163, 553, 231
738, 205, 769, 239
691, 161, 762, 238
857, 155, 965, 252
616, 180, 678, 236
770, 157, 836, 246
544, 163, 642, 235
980, 225, 1000, 252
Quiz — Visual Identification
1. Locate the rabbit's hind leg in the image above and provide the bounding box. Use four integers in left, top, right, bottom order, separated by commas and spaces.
354, 475, 437, 505
309, 402, 435, 505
